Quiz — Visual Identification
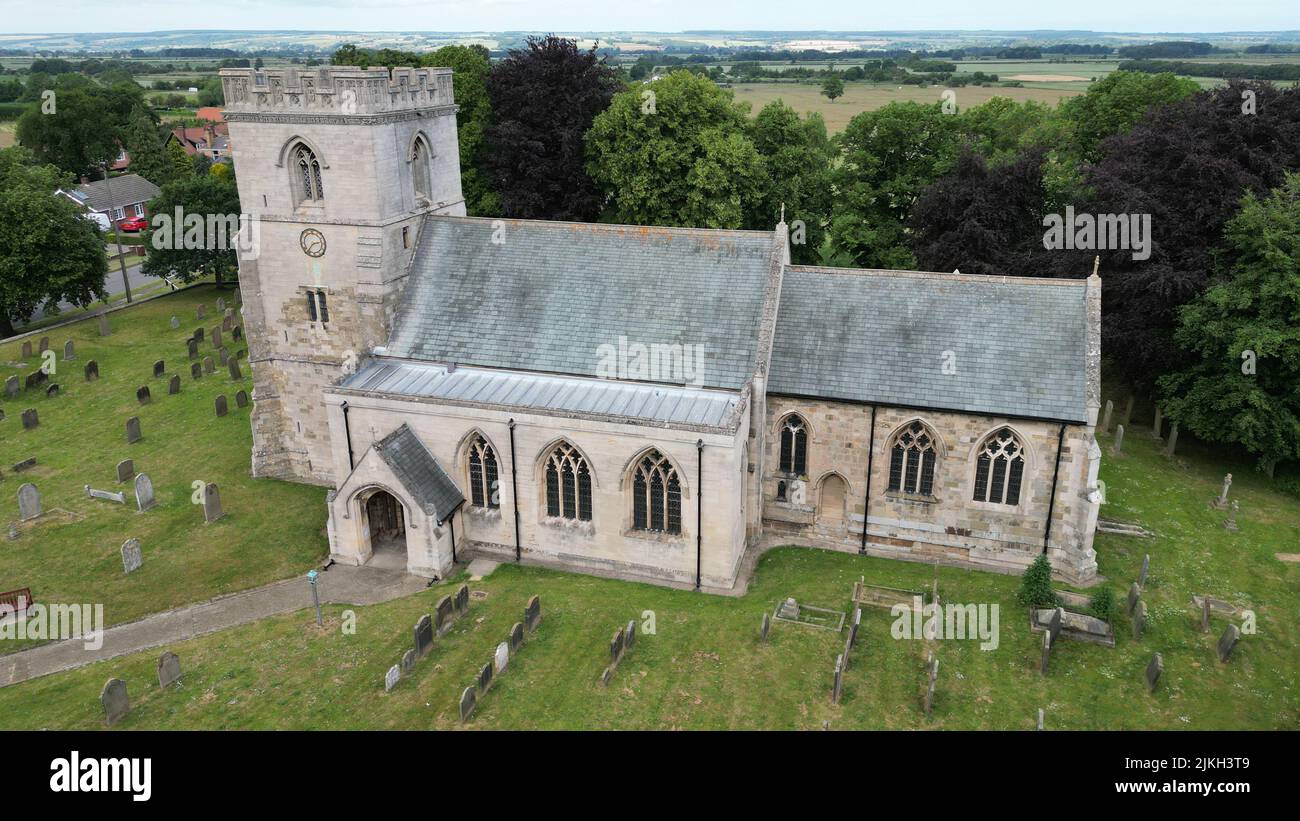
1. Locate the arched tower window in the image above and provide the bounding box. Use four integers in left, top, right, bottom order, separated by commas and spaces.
973, 428, 1026, 505
544, 442, 592, 521
291, 142, 324, 203
632, 450, 682, 534
411, 136, 431, 202
778, 414, 808, 475
888, 421, 938, 496
467, 435, 499, 509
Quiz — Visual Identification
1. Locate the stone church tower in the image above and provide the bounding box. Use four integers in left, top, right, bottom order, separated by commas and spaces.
220, 66, 465, 484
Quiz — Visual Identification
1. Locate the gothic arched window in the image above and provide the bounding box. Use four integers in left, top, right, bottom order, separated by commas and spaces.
467, 435, 499, 509
888, 421, 938, 497
973, 428, 1026, 505
291, 142, 324, 203
544, 442, 592, 521
411, 136, 431, 202
632, 450, 681, 534
778, 414, 808, 475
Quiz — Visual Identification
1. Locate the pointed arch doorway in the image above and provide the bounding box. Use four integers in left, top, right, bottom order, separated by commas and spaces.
363, 488, 407, 570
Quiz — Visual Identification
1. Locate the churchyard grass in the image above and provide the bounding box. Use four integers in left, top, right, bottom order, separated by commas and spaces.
1, 415, 1294, 728
0, 284, 328, 650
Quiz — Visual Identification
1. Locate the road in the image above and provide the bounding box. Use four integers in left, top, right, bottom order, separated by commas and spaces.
19, 257, 165, 327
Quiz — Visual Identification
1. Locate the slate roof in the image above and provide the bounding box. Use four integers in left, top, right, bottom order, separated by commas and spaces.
372, 423, 464, 523
387, 216, 779, 390
768, 267, 1090, 423
69, 174, 161, 212
338, 358, 742, 430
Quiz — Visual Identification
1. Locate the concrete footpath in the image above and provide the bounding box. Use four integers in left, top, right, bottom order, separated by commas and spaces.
0, 564, 429, 688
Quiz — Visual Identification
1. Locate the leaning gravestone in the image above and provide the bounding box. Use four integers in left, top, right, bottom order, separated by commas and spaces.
401, 649, 415, 676
413, 614, 433, 659
97, 314, 110, 337
1217, 624, 1241, 663
1132, 600, 1147, 640
609, 627, 625, 666
5, 375, 18, 397
1213, 473, 1233, 509
84, 360, 98, 381
62, 340, 75, 361
134, 473, 156, 512
1145, 653, 1163, 693
510, 622, 525, 653
1127, 582, 1141, 616
168, 375, 180, 395
477, 661, 493, 694
116, 459, 135, 483
459, 686, 477, 722
494, 641, 510, 673
45, 384, 59, 398
126, 416, 142, 443
121, 538, 143, 573
203, 483, 224, 523
21, 409, 39, 430
100, 678, 129, 726
454, 584, 469, 615
202, 356, 215, 375
384, 664, 400, 692
157, 652, 181, 687
525, 595, 541, 632
760, 612, 771, 641
625, 619, 637, 651
136, 385, 151, 405
215, 395, 228, 417
18, 483, 41, 521
435, 595, 455, 636
12, 457, 36, 472
228, 358, 242, 380
832, 654, 844, 705
153, 360, 165, 378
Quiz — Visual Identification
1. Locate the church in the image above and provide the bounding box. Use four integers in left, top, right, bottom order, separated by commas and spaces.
219, 65, 1103, 592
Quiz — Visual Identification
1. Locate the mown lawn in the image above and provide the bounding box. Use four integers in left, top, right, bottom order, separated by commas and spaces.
0, 405, 1294, 729
0, 285, 328, 649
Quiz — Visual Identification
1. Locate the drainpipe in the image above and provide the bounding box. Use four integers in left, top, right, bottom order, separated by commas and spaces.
508, 419, 521, 562
341, 401, 354, 470
1042, 424, 1067, 555
859, 405, 877, 555
695, 439, 704, 591
448, 512, 456, 564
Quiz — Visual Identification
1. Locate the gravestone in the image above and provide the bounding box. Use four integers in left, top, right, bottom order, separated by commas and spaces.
222, 315, 232, 332
1213, 473, 1233, 509
1151, 406, 1163, 439
1132, 600, 1147, 640
134, 473, 156, 512
216, 297, 226, 312
454, 584, 469, 615
191, 362, 202, 380
218, 347, 229, 366
477, 661, 492, 694
136, 385, 151, 405
215, 395, 228, 417
211, 327, 223, 349
228, 358, 242, 380
158, 652, 181, 687
116, 459, 135, 483
923, 657, 938, 716
153, 360, 165, 378
86, 486, 126, 504
202, 356, 214, 375
841, 632, 853, 672
1165, 422, 1179, 457
232, 325, 243, 341
459, 686, 476, 722
1222, 500, 1239, 532
1037, 708, 1044, 731
1145, 653, 1163, 693
525, 595, 541, 631
168, 375, 180, 395
510, 622, 525, 653
126, 416, 142, 443
1127, 582, 1141, 616
4, 375, 17, 396
196, 304, 206, 320
1121, 395, 1133, 429
777, 597, 800, 620
609, 627, 625, 665
26, 370, 46, 389
236, 349, 246, 360
384, 664, 400, 692
84, 361, 98, 381
850, 607, 862, 646
435, 595, 454, 636
1039, 631, 1052, 676
1101, 399, 1113, 432
121, 538, 143, 573
832, 654, 844, 705
413, 614, 433, 659
760, 612, 771, 641
625, 619, 637, 652
21, 408, 39, 429
1217, 624, 1241, 663
170, 316, 180, 330
401, 649, 415, 676
193, 328, 204, 344
495, 641, 510, 673
45, 384, 59, 398
38, 336, 48, 354
17, 483, 41, 521
1111, 424, 1125, 455
20, 340, 31, 359
13, 457, 36, 472
187, 338, 198, 360
1048, 607, 1063, 645
1139, 554, 1150, 589
97, 314, 110, 337
62, 340, 75, 361
100, 678, 129, 726
1201, 597, 1211, 633
235, 389, 248, 408
203, 482, 224, 523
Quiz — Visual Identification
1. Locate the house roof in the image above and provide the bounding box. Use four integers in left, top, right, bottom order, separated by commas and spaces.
387, 216, 780, 391
372, 423, 464, 523
768, 266, 1090, 423
336, 358, 743, 431
70, 174, 160, 212
195, 106, 225, 123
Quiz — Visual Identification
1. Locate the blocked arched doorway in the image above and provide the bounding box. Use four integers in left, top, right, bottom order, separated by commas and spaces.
818, 474, 848, 528
362, 489, 407, 570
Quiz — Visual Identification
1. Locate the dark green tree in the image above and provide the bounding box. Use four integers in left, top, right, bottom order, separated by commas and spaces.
820, 75, 844, 101
1017, 554, 1059, 608
141, 174, 242, 287
748, 101, 833, 262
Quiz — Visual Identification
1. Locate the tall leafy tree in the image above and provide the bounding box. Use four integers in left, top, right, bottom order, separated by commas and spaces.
485, 35, 622, 221
1056, 70, 1200, 163
141, 174, 242, 287
122, 105, 173, 187
15, 86, 118, 177
0, 147, 107, 337
586, 70, 766, 228
1158, 174, 1300, 476
419, 45, 497, 216
748, 101, 834, 262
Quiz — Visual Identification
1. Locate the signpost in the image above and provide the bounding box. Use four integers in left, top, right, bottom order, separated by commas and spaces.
307, 570, 322, 626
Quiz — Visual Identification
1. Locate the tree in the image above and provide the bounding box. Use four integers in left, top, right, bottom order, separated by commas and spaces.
484, 35, 622, 221
15, 86, 118, 177
1057, 70, 1199, 162
828, 102, 960, 269
196, 78, 223, 108
122, 106, 173, 187
419, 45, 496, 215
165, 139, 194, 180
1158, 174, 1300, 476
820, 75, 844, 102
956, 97, 1054, 166
586, 71, 766, 228
141, 174, 242, 286
0, 147, 107, 337
1017, 554, 1059, 608
748, 101, 834, 262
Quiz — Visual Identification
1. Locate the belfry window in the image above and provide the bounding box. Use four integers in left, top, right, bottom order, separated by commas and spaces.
292, 143, 324, 203
632, 450, 682, 534
411, 136, 431, 202
973, 428, 1026, 505
305, 290, 328, 323
467, 435, 500, 509
544, 443, 592, 521
888, 421, 938, 496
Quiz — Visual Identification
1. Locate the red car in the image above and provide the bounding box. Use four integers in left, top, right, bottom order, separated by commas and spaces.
118, 215, 148, 232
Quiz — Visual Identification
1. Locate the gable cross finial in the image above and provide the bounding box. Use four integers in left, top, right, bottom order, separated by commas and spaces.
1092, 255, 1101, 277
780, 202, 785, 224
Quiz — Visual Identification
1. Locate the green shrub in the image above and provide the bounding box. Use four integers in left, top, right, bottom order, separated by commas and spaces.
1016, 554, 1059, 608
1089, 586, 1117, 622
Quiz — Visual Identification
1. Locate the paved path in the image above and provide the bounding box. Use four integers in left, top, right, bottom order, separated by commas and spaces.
0, 564, 429, 688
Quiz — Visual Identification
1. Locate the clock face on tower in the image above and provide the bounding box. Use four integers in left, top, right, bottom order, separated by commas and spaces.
299, 229, 326, 258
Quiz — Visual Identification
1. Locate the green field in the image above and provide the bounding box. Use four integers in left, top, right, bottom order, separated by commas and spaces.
0, 286, 329, 650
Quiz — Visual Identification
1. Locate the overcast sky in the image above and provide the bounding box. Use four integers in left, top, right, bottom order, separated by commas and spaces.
1, 1, 1295, 35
